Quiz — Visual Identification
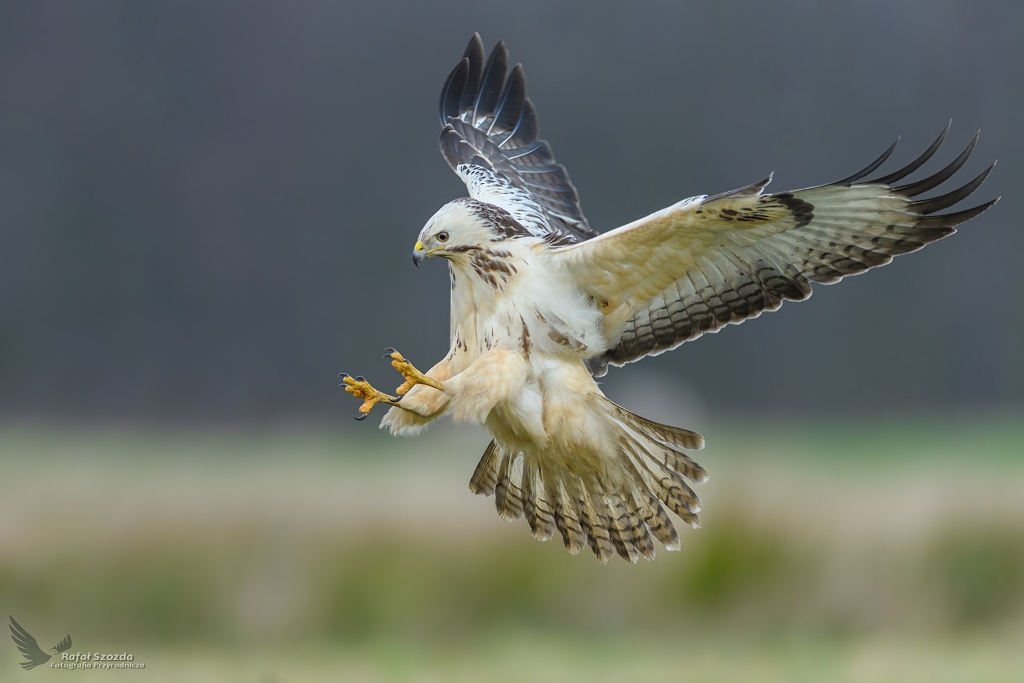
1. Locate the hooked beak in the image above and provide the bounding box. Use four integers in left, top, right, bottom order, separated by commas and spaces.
412, 240, 425, 267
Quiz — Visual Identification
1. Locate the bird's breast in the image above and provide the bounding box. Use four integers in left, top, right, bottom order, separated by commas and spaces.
448, 247, 608, 366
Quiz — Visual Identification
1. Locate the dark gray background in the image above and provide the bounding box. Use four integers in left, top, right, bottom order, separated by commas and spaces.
1, 0, 1020, 422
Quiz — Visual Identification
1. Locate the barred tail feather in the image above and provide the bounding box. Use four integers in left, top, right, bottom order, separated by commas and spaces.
603, 491, 637, 563
469, 439, 501, 495
494, 451, 525, 520
467, 400, 706, 563
522, 459, 557, 541
606, 402, 706, 451
622, 434, 703, 521
577, 478, 616, 563
638, 489, 681, 551
615, 490, 655, 561
606, 401, 708, 483
553, 482, 586, 554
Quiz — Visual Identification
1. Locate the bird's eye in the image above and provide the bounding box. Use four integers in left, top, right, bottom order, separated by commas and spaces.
437, 231, 450, 242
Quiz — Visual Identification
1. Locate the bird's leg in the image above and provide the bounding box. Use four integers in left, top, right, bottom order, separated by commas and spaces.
385, 348, 446, 395
339, 373, 404, 420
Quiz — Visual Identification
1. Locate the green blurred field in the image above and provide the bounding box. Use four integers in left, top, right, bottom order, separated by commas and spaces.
1, 418, 1022, 681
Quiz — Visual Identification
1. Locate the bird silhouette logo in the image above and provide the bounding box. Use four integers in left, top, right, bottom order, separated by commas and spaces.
8, 616, 72, 670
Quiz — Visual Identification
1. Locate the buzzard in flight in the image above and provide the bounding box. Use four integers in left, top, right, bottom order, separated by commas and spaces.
342, 34, 997, 563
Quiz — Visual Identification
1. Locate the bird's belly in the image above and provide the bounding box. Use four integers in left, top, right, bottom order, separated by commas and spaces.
486, 355, 603, 453
487, 377, 546, 449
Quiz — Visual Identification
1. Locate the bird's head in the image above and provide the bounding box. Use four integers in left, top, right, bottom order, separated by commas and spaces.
412, 198, 526, 266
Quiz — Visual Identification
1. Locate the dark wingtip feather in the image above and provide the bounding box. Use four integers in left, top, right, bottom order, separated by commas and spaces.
908, 161, 996, 215
489, 63, 526, 137
473, 40, 509, 124
896, 131, 979, 197
459, 34, 485, 113
868, 121, 950, 186
514, 97, 539, 144
438, 57, 469, 127
915, 196, 999, 231
834, 138, 899, 186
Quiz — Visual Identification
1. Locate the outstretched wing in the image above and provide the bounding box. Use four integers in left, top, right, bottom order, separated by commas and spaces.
53, 634, 72, 653
9, 616, 52, 670
438, 34, 596, 244
553, 124, 998, 375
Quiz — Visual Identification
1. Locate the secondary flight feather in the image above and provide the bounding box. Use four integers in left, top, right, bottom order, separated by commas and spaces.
341, 34, 997, 563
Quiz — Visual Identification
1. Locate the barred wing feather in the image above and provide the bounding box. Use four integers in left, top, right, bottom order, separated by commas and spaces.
438, 34, 596, 244
553, 124, 998, 375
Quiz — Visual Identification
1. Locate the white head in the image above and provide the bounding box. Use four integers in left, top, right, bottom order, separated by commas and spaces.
412, 198, 531, 267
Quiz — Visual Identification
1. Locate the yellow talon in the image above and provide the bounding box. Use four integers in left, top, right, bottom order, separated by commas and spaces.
384, 348, 445, 394
340, 374, 402, 420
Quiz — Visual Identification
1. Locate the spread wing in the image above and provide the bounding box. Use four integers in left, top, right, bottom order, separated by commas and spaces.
438, 34, 596, 244
53, 634, 72, 653
553, 124, 998, 375
9, 616, 52, 670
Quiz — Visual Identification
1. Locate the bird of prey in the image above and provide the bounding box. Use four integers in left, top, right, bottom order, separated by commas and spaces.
9, 616, 72, 670
342, 34, 997, 563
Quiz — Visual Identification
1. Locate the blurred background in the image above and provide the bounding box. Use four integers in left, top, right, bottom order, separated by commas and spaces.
0, 1, 1022, 681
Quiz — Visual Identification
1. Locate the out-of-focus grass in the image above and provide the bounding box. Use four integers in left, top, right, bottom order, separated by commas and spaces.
1, 418, 1022, 681
3, 634, 1024, 683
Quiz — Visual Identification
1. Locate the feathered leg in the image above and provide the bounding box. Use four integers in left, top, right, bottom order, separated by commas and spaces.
380, 359, 453, 435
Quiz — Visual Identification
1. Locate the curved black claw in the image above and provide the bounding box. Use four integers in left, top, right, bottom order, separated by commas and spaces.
391, 393, 404, 403
338, 372, 350, 379
355, 376, 365, 382
353, 413, 369, 421
383, 347, 398, 359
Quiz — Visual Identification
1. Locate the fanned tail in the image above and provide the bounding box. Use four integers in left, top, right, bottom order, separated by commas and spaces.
467, 400, 706, 564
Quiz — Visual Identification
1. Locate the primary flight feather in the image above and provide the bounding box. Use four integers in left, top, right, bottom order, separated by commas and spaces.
342, 34, 997, 563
